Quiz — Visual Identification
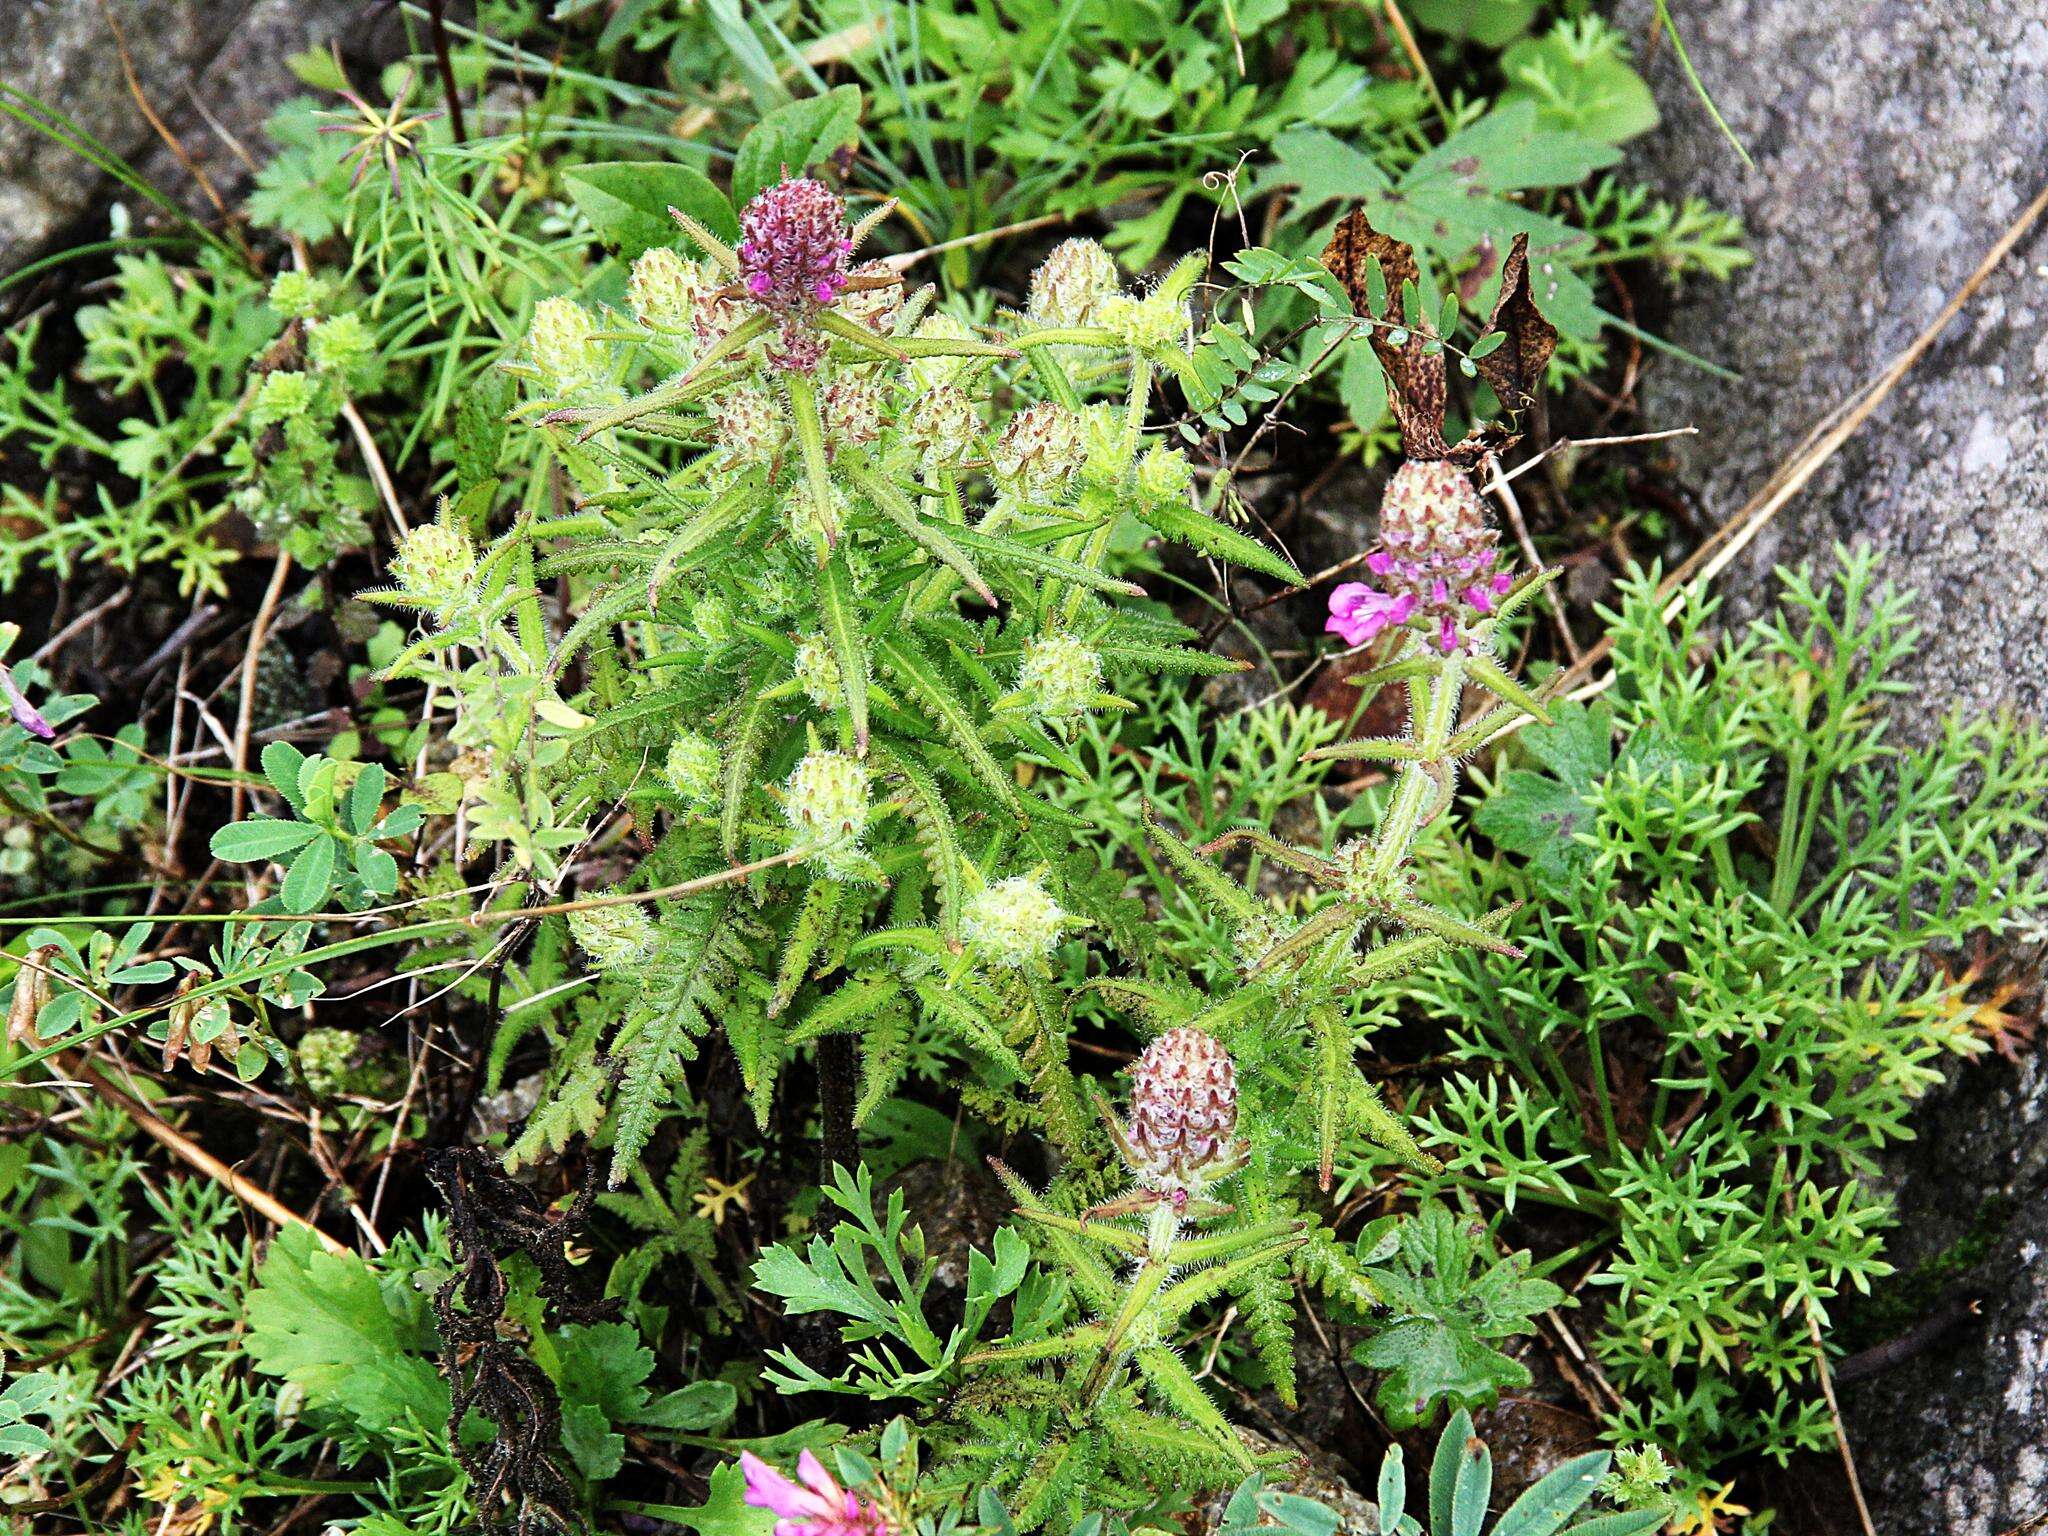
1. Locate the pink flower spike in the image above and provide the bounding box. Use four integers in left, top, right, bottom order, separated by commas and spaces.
738, 1451, 893, 1536
1464, 583, 1495, 614
1326, 583, 1416, 647
1, 663, 53, 740
1437, 615, 1458, 654
1491, 570, 1514, 594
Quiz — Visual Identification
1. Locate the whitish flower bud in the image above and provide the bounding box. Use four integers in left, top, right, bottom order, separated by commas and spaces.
794, 638, 843, 709
627, 246, 707, 334
1378, 459, 1494, 565
569, 902, 659, 972
527, 297, 606, 394
822, 373, 886, 453
962, 875, 1069, 969
910, 313, 977, 390
784, 750, 872, 871
1098, 288, 1186, 355
1126, 1027, 1239, 1189
662, 731, 721, 805
392, 516, 476, 613
994, 402, 1085, 501
1026, 238, 1120, 328
1018, 633, 1102, 719
904, 385, 981, 468
713, 385, 787, 463
1136, 441, 1193, 507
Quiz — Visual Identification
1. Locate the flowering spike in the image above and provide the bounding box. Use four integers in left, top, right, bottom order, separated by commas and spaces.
1125, 1027, 1240, 1193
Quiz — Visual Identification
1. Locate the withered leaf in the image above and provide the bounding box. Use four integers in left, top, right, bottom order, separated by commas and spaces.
1320, 211, 1558, 466
1321, 210, 1449, 460
1471, 232, 1558, 422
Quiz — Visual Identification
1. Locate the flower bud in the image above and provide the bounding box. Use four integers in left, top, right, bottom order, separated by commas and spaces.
962, 875, 1069, 969
822, 373, 886, 453
904, 385, 981, 468
785, 750, 870, 843
994, 402, 1084, 501
1126, 1027, 1239, 1189
1026, 238, 1121, 328
1378, 459, 1495, 567
794, 638, 842, 710
713, 385, 787, 464
1018, 633, 1102, 719
839, 259, 902, 333
909, 313, 977, 390
627, 246, 707, 334
569, 901, 659, 972
1098, 288, 1186, 355
526, 297, 606, 394
663, 730, 721, 806
1135, 441, 1193, 508
392, 516, 476, 614
692, 592, 734, 644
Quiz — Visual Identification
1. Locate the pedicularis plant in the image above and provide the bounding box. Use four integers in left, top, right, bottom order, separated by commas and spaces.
341, 132, 1575, 1520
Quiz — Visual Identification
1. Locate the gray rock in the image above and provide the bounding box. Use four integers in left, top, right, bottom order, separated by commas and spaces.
1838, 1053, 2048, 1536
0, 0, 399, 272
1625, 3, 2048, 1530
1622, 0, 2048, 743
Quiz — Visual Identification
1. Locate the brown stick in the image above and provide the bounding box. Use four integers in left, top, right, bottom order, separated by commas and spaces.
65, 1051, 349, 1256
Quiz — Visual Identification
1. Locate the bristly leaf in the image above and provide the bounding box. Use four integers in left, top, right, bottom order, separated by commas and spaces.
816, 552, 871, 752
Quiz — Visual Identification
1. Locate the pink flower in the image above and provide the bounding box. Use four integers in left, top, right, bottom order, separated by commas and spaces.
736, 175, 855, 317
0, 662, 52, 740
1325, 582, 1417, 647
740, 1450, 893, 1536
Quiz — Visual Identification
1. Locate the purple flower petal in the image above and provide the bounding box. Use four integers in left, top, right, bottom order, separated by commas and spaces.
0, 663, 53, 740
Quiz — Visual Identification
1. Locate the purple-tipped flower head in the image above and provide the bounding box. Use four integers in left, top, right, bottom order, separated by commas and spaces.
740, 1450, 893, 1536
1126, 1027, 1239, 1190
738, 175, 855, 313
1326, 459, 1515, 655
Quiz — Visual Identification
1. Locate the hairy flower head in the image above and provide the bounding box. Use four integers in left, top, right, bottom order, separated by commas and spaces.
1327, 459, 1515, 655
1018, 633, 1102, 720
794, 638, 843, 711
391, 516, 476, 614
963, 875, 1069, 969
904, 385, 980, 468
713, 385, 787, 464
569, 902, 659, 972
784, 750, 872, 873
526, 297, 607, 394
1026, 238, 1120, 328
627, 246, 710, 335
994, 402, 1085, 501
662, 731, 721, 806
1126, 1027, 1239, 1191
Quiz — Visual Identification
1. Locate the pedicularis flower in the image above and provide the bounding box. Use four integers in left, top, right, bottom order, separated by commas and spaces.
963, 875, 1069, 969
1327, 459, 1516, 656
737, 175, 857, 373
740, 1450, 893, 1536
1126, 1027, 1239, 1192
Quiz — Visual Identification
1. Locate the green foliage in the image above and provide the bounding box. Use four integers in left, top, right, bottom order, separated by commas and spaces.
1412, 550, 2048, 1473
1353, 1203, 1564, 1427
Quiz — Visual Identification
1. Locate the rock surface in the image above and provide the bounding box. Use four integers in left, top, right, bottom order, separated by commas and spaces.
0, 0, 399, 273
1621, 0, 2048, 742
1624, 3, 2048, 1531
